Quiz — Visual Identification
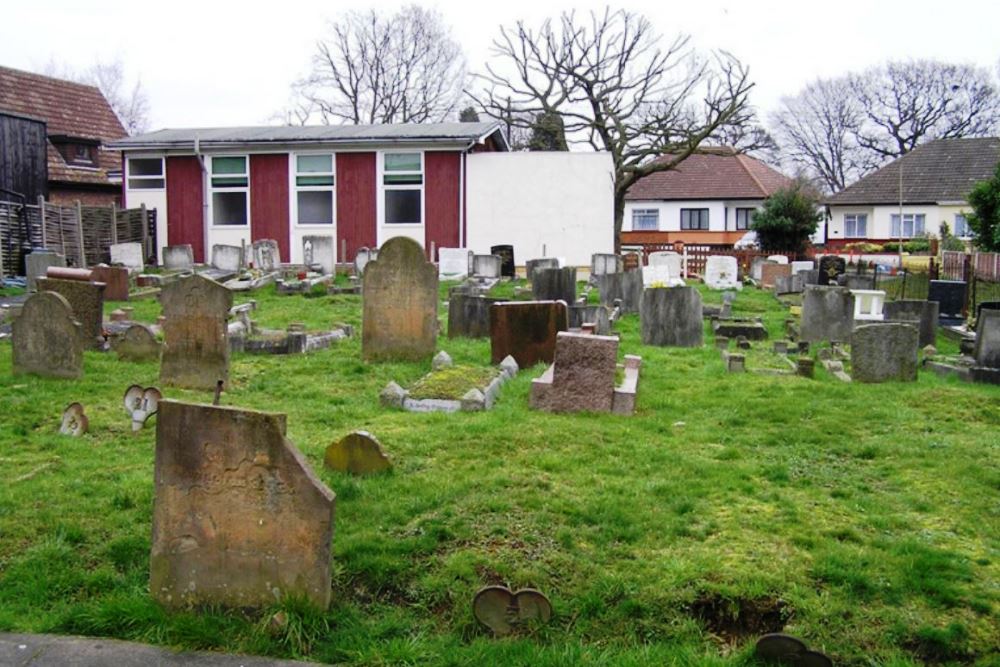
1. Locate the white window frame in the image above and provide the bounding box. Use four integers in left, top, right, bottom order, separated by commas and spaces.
631, 208, 659, 231
844, 213, 868, 238
290, 152, 336, 227
890, 213, 926, 238
377, 150, 424, 227
735, 207, 754, 231
954, 213, 972, 239
208, 154, 250, 228
126, 157, 165, 191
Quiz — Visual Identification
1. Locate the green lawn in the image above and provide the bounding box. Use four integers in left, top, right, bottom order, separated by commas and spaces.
0, 282, 997, 666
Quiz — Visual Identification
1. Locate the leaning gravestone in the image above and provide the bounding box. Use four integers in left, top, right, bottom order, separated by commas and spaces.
976, 302, 1000, 331
302, 235, 335, 274
448, 292, 503, 338
211, 244, 243, 273
595, 270, 643, 313
800, 285, 854, 343
640, 286, 703, 347
12, 291, 83, 379
324, 431, 392, 475
473, 254, 502, 279
818, 255, 846, 286
114, 323, 162, 362
590, 253, 621, 277
490, 244, 516, 278
159, 274, 233, 390
151, 399, 335, 609
439, 248, 472, 279
490, 300, 568, 367
531, 332, 618, 413
852, 323, 919, 382
163, 244, 195, 271
110, 242, 144, 272
533, 267, 577, 303
703, 256, 741, 290
525, 258, 559, 283
883, 300, 939, 347
252, 239, 281, 272
362, 236, 438, 362
25, 250, 66, 292
975, 309, 1000, 368
36, 276, 106, 348
927, 280, 967, 325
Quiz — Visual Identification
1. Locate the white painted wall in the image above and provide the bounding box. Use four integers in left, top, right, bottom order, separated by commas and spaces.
828, 204, 974, 240
624, 199, 770, 232
466, 152, 614, 267
123, 154, 168, 263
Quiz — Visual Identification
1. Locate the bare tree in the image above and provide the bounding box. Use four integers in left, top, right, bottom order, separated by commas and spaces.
469, 9, 754, 250
293, 5, 466, 124
850, 60, 1000, 160
41, 57, 151, 135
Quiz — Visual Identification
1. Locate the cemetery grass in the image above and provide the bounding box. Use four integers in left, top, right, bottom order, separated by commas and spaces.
0, 283, 997, 666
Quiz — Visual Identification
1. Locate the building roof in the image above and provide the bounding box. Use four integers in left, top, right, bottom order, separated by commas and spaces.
110, 121, 509, 151
624, 148, 792, 201
0, 65, 127, 187
826, 137, 1000, 206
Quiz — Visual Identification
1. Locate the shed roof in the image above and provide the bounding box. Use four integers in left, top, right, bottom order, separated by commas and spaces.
625, 148, 792, 201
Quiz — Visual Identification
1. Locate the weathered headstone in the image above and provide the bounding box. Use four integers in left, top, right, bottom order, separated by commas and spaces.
974, 309, 1000, 368
439, 248, 472, 279
532, 267, 576, 303
354, 247, 378, 276
525, 258, 559, 283
490, 244, 516, 278
124, 384, 162, 432
12, 291, 83, 379
750, 257, 769, 281
530, 332, 618, 413
590, 253, 621, 277
622, 253, 641, 272
852, 323, 918, 382
36, 277, 106, 348
791, 260, 814, 275
640, 286, 704, 347
976, 302, 1000, 331
843, 273, 877, 291
324, 431, 392, 475
110, 242, 144, 272
766, 255, 789, 264
648, 251, 683, 279
490, 300, 568, 367
800, 285, 854, 343
252, 239, 281, 272
473, 254, 502, 279
775, 273, 804, 295
91, 264, 130, 301
568, 304, 613, 335
151, 400, 335, 609
362, 236, 438, 362
163, 244, 194, 271
211, 244, 244, 273
448, 292, 503, 338
927, 280, 967, 324
60, 402, 89, 436
159, 274, 233, 390
760, 263, 792, 288
883, 300, 938, 346
595, 270, 643, 313
703, 256, 741, 290
114, 323, 162, 362
25, 250, 66, 292
302, 235, 335, 274
818, 255, 846, 286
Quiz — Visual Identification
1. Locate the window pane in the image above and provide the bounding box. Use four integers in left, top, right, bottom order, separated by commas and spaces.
632, 210, 658, 231
212, 191, 247, 226
383, 173, 423, 185
128, 178, 165, 190
384, 153, 421, 172
212, 156, 246, 175
891, 215, 900, 237
915, 215, 925, 236
385, 189, 421, 224
297, 191, 333, 225
296, 175, 334, 187
211, 176, 248, 188
129, 158, 163, 176
297, 154, 332, 173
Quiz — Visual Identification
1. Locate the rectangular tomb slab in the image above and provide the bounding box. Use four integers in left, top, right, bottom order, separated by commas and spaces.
151, 400, 335, 610
490, 300, 568, 367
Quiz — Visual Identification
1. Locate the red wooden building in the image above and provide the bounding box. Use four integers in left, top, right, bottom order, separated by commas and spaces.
111, 123, 508, 264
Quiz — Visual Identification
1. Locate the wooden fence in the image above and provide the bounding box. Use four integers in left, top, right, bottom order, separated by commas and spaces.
622, 241, 805, 278
0, 197, 156, 278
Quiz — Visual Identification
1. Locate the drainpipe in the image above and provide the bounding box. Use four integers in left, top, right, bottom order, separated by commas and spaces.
459, 151, 466, 248
195, 135, 209, 262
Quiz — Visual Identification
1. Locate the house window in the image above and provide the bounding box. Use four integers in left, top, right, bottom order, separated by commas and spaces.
680, 208, 709, 230
632, 209, 659, 231
127, 158, 165, 190
735, 208, 754, 231
383, 152, 422, 225
954, 214, 972, 238
890, 213, 926, 238
844, 213, 868, 238
294, 154, 335, 225
210, 156, 248, 226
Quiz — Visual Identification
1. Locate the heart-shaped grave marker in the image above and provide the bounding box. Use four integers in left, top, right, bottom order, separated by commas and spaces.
60, 402, 88, 436
123, 385, 162, 432
756, 633, 833, 667
473, 585, 552, 636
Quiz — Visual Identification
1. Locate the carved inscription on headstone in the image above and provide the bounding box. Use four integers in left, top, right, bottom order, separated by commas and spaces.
12, 291, 83, 379
159, 274, 233, 390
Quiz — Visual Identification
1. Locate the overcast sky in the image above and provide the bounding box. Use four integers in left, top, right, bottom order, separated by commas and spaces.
4, 0, 999, 131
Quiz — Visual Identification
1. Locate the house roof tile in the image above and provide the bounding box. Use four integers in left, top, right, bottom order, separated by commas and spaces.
625, 148, 792, 201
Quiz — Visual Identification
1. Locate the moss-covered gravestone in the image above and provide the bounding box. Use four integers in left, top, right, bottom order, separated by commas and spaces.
362, 236, 438, 362
159, 274, 233, 391
324, 431, 392, 475
12, 291, 83, 379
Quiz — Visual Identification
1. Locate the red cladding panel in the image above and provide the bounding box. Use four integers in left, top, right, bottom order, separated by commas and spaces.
165, 156, 205, 262
250, 153, 290, 261
424, 151, 461, 258
336, 152, 377, 261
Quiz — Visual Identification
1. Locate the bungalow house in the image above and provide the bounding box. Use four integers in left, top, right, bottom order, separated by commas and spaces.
824, 137, 1000, 250
0, 65, 127, 206
111, 123, 615, 267
620, 147, 792, 247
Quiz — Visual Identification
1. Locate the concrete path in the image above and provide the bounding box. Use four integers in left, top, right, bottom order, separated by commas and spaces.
0, 633, 325, 666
